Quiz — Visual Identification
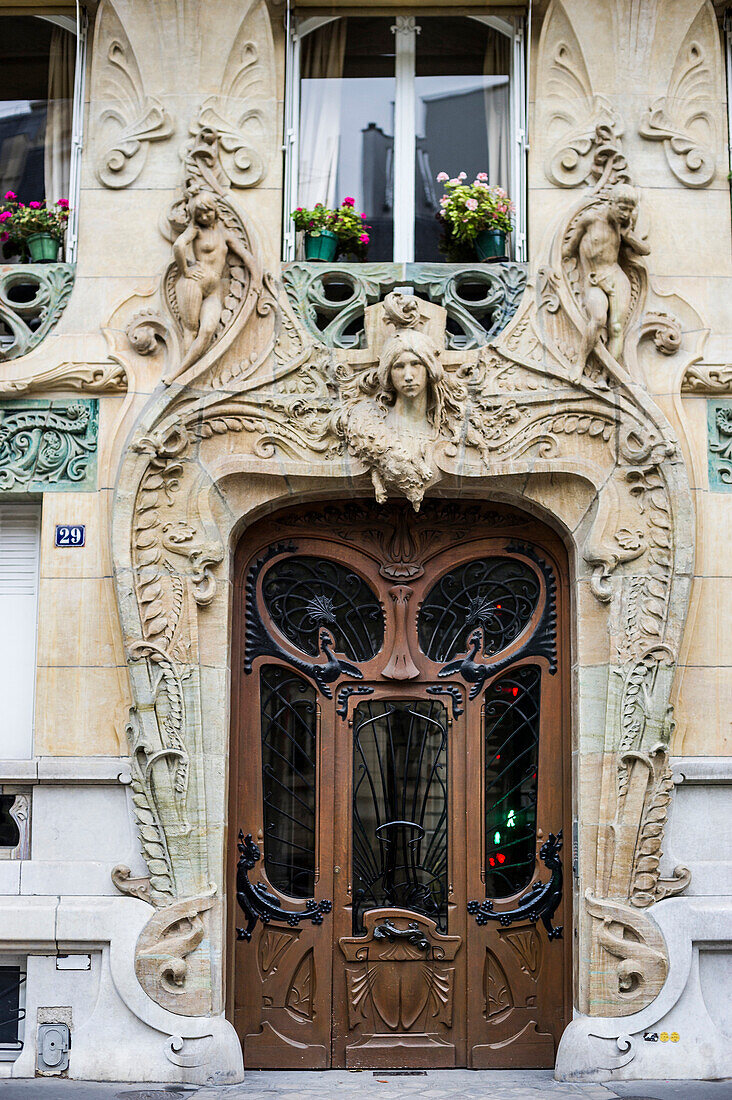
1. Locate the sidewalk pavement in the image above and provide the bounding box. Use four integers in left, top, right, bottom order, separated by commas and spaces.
0, 1071, 731, 1100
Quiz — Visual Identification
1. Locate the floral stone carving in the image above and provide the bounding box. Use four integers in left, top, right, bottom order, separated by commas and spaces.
0, 264, 75, 363
707, 400, 732, 491
112, 118, 696, 1021
0, 399, 98, 492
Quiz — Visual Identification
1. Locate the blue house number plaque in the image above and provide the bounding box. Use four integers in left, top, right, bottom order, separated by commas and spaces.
55, 524, 85, 548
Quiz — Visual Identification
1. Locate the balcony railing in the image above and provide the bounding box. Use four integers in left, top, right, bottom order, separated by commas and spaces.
282, 261, 528, 350
0, 263, 75, 363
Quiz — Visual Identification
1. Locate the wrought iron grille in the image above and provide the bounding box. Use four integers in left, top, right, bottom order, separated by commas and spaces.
0, 796, 20, 848
0, 966, 25, 1049
418, 557, 541, 662
260, 665, 318, 899
262, 555, 384, 662
352, 699, 448, 934
483, 666, 541, 898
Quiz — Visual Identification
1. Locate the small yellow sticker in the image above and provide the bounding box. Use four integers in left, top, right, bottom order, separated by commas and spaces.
660, 1031, 669, 1042
670, 1032, 680, 1042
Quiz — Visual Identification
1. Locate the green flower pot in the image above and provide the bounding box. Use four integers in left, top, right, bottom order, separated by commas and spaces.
27, 233, 60, 263
304, 229, 338, 262
475, 228, 507, 262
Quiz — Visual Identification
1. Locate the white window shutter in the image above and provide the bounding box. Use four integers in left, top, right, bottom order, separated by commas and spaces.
0, 504, 40, 760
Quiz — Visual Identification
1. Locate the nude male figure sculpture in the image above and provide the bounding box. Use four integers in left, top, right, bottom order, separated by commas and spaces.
562, 184, 650, 379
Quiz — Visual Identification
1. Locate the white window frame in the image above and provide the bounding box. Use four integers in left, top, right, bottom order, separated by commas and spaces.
283, 10, 528, 262
8, 7, 88, 263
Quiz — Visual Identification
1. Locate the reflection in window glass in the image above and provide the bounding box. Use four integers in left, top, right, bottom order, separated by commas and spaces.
260, 665, 318, 899
484, 666, 541, 898
415, 19, 510, 261
299, 19, 396, 260
0, 17, 76, 222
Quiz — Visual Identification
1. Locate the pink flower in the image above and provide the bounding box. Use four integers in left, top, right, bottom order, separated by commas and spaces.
496, 188, 507, 198
29, 201, 41, 209
436, 172, 449, 182
475, 181, 489, 189
440, 196, 449, 207
56, 199, 69, 208
497, 203, 507, 214
466, 198, 478, 211
359, 233, 369, 244
0, 231, 9, 243
3, 191, 16, 200
458, 172, 467, 180
342, 196, 355, 207
0, 211, 11, 222
449, 178, 460, 186
476, 172, 488, 181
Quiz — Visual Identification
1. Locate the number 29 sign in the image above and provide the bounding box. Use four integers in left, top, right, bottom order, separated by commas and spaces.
54, 524, 85, 548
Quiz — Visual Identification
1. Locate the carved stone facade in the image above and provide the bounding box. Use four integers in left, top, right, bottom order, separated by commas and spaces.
0, 0, 730, 1087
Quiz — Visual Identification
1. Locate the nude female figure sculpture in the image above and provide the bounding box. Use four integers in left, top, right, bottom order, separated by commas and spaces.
562, 184, 650, 379
166, 190, 258, 382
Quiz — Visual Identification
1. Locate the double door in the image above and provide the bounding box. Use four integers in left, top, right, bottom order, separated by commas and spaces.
229, 502, 570, 1069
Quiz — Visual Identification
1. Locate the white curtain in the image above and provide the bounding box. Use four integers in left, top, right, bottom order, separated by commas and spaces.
483, 30, 510, 195
44, 27, 75, 206
298, 19, 346, 210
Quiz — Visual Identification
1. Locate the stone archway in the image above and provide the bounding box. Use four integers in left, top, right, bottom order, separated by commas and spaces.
107, 115, 700, 1078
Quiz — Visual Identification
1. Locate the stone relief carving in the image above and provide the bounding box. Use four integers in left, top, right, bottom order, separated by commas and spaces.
561, 183, 649, 375
135, 890, 216, 1016
538, 0, 623, 187
707, 400, 732, 490
94, 2, 174, 188
149, 126, 268, 384
0, 399, 98, 492
192, 0, 274, 190
638, 6, 719, 188
682, 362, 732, 394
0, 265, 75, 363
0, 359, 127, 396
111, 113, 697, 1023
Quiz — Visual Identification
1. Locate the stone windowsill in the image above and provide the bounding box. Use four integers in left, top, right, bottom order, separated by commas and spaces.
0, 757, 131, 785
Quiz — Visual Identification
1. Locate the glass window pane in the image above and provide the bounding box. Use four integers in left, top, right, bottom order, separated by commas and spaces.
352, 698, 448, 934
298, 18, 395, 261
414, 18, 510, 261
484, 666, 541, 898
260, 665, 318, 899
0, 18, 75, 214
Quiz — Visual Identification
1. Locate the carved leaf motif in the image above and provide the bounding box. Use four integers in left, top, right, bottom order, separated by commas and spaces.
258, 927, 297, 976
94, 2, 174, 188
484, 949, 514, 1020
539, 0, 623, 187
638, 8, 719, 188
500, 928, 542, 980
0, 265, 76, 363
285, 948, 316, 1020
191, 0, 274, 189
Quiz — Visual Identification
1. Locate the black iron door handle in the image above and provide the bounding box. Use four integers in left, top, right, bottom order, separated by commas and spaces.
235, 831, 332, 942
467, 829, 563, 941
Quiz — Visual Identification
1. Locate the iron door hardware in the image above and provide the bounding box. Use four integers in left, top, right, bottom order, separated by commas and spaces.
468, 829, 564, 941
235, 831, 332, 941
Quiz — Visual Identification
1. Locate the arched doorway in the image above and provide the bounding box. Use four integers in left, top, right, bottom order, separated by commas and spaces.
229, 499, 571, 1069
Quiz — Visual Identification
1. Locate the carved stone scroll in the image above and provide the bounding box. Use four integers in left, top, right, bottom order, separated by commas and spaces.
638, 7, 720, 188
94, 2, 174, 188
135, 891, 216, 1016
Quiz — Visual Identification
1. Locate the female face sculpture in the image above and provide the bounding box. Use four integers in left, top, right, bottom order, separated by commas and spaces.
378, 330, 442, 422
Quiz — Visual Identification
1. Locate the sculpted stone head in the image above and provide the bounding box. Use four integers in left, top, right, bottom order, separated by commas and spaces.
377, 330, 443, 421
608, 183, 639, 228
189, 191, 217, 228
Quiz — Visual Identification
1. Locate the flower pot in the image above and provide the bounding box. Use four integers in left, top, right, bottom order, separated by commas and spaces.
304, 230, 338, 262
27, 233, 59, 263
475, 228, 507, 262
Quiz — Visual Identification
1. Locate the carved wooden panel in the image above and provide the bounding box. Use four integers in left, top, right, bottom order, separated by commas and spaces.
337, 911, 462, 1068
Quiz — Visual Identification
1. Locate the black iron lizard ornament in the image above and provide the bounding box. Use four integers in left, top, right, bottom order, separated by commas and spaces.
235, 831, 332, 942
467, 831, 564, 941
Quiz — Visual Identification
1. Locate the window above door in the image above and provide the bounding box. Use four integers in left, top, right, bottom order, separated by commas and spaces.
284, 13, 527, 263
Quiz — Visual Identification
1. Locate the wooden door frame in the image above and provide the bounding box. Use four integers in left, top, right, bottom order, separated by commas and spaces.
226, 497, 573, 1067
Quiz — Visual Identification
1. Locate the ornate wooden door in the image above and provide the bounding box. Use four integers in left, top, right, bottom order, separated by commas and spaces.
230, 501, 570, 1069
